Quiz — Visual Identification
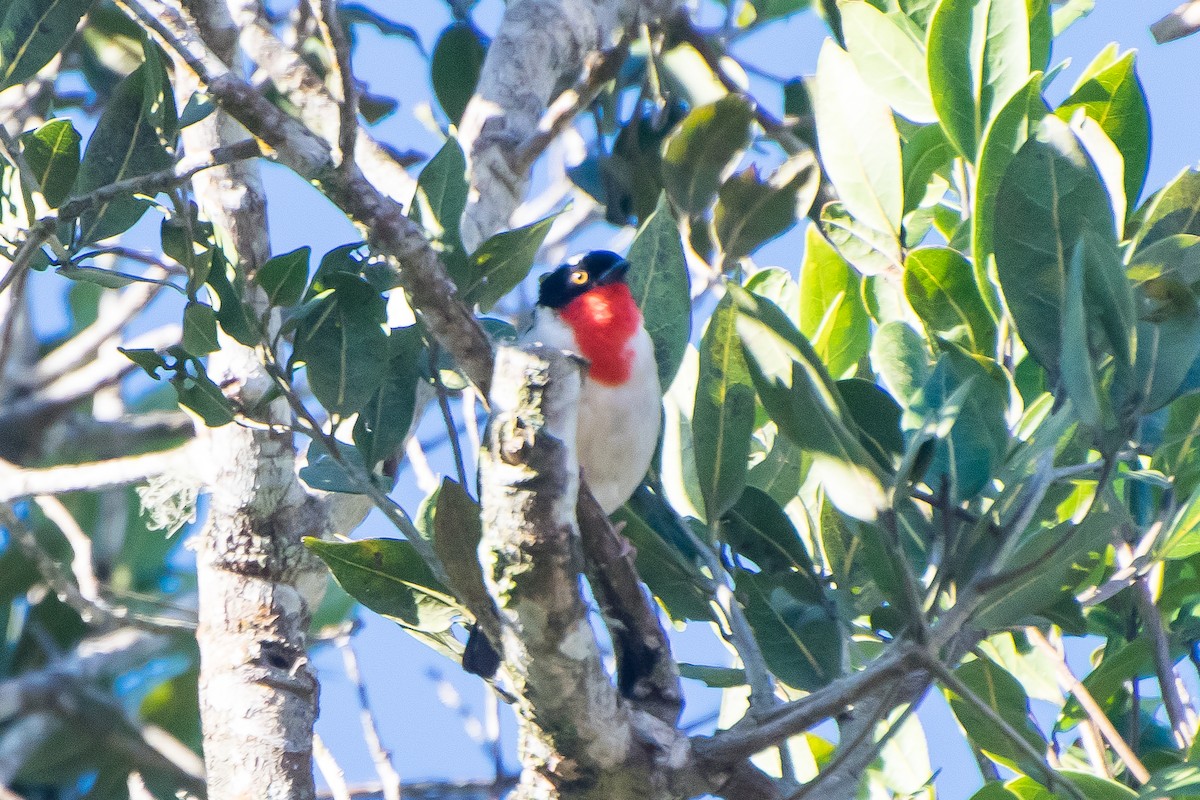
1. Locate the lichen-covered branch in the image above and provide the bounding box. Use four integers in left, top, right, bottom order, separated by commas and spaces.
457, 0, 680, 249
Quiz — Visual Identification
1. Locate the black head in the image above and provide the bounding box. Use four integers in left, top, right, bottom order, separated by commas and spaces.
537, 250, 631, 309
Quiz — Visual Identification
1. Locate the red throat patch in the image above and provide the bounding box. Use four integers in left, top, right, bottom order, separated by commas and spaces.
559, 283, 641, 386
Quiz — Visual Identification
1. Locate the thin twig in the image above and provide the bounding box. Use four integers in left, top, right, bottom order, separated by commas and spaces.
1151, 1, 1200, 43
920, 651, 1089, 800
0, 444, 195, 503
429, 345, 468, 489
0, 503, 195, 633
337, 635, 401, 800
1134, 573, 1195, 749
32, 496, 100, 603
312, 0, 357, 172
313, 733, 351, 800
1025, 627, 1149, 784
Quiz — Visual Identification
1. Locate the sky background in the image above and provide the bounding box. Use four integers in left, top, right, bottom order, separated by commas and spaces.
24, 0, 1200, 796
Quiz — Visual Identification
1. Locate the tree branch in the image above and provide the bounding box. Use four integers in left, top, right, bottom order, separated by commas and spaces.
1135, 574, 1197, 749
0, 444, 196, 503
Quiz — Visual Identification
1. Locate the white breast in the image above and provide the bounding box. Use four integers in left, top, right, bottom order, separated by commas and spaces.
524, 308, 662, 513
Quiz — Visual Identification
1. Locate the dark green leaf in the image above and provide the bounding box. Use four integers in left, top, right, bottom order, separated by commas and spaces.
838, 378, 904, 470
409, 139, 469, 282
905, 247, 996, 355
738, 570, 842, 691
818, 201, 902, 277
993, 115, 1116, 377
178, 92, 215, 127
677, 663, 747, 688
118, 348, 167, 379
0, 0, 91, 89
353, 325, 425, 469
463, 215, 555, 311
800, 225, 869, 378
694, 292, 755, 521
715, 156, 816, 263
611, 505, 712, 623
927, 0, 1032, 160
299, 440, 380, 494
1027, 0, 1051, 71
1152, 394, 1200, 499
1134, 169, 1200, 253
731, 284, 888, 520
973, 77, 1047, 306
305, 537, 460, 632
257, 247, 311, 308
842, 3, 936, 123
1138, 764, 1200, 799
171, 366, 235, 427
430, 22, 487, 125
75, 62, 175, 245
814, 41, 902, 236
293, 273, 387, 416
1060, 238, 1102, 427
627, 194, 691, 388
205, 252, 260, 347
424, 479, 494, 621
20, 119, 80, 208
1055, 49, 1150, 208
974, 509, 1117, 629
55, 265, 176, 291
182, 302, 220, 355
945, 656, 1045, 773
661, 95, 754, 215
723, 487, 817, 577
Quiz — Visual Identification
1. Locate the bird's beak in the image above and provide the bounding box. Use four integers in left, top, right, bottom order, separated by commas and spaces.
595, 258, 630, 285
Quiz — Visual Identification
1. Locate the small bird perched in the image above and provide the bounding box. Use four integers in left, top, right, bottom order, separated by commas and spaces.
525, 250, 662, 513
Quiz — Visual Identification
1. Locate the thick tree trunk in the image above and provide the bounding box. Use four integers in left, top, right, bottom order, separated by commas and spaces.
177, 1, 321, 797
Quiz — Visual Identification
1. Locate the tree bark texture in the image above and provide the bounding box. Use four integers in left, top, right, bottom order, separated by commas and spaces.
458, 0, 681, 249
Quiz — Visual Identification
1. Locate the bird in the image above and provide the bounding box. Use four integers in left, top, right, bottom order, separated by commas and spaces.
524, 250, 662, 514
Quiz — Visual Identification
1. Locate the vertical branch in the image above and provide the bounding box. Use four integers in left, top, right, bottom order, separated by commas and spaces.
480, 345, 636, 796
337, 635, 402, 800
169, 0, 324, 796
1135, 575, 1196, 749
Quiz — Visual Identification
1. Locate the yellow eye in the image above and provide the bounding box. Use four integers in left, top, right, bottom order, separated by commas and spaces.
569, 270, 588, 285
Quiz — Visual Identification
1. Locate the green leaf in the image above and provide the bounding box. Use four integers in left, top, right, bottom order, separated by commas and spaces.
993, 115, 1115, 378
945, 656, 1046, 773
0, 0, 91, 89
299, 440, 381, 494
723, 487, 818, 578
1152, 394, 1200, 499
738, 570, 842, 691
430, 22, 487, 125
611, 505, 712, 623
677, 663, 747, 688
714, 155, 816, 263
20, 119, 81, 208
627, 194, 691, 388
694, 292, 755, 521
903, 122, 954, 215
463, 215, 555, 311
928, 0, 1032, 160
205, 252, 260, 347
1139, 764, 1200, 799
182, 302, 220, 355
799, 226, 869, 378
1054, 50, 1150, 208
905, 247, 996, 356
353, 325, 425, 469
118, 347, 167, 379
818, 201, 902, 278
842, 4, 936, 123
1059, 239, 1102, 427
1059, 638, 1152, 730
1133, 169, 1200, 253
871, 321, 934, 404
74, 59, 177, 245
731, 284, 888, 521
293, 274, 388, 416
661, 95, 754, 215
171, 363, 235, 427
1158, 485, 1200, 561
305, 537, 460, 633
55, 265, 177, 291
409, 139, 469, 281
974, 509, 1116, 629
839, 378, 905, 470
257, 247, 311, 308
814, 40, 903, 236
1027, 0, 1051, 71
